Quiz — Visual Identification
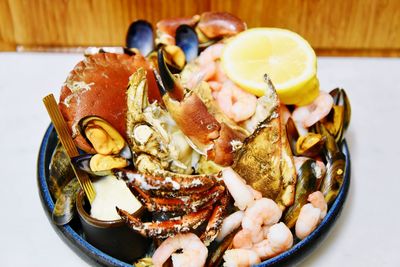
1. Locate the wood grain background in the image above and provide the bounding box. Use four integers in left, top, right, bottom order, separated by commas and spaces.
1, 0, 399, 56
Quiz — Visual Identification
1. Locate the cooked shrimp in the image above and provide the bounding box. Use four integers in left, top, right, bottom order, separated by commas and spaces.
215, 80, 257, 122
280, 104, 291, 125
223, 249, 261, 267
262, 225, 272, 239
152, 233, 207, 267
187, 62, 217, 89
208, 81, 222, 92
232, 229, 253, 249
213, 61, 229, 83
216, 210, 245, 242
295, 191, 327, 240
252, 222, 293, 260
295, 204, 321, 240
308, 191, 327, 219
292, 91, 334, 128
198, 43, 225, 66
241, 198, 282, 234
247, 185, 262, 200
222, 167, 255, 210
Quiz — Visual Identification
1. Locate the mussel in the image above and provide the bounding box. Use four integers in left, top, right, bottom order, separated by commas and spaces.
283, 159, 319, 229
316, 123, 346, 205
72, 154, 130, 176
286, 117, 325, 157
126, 20, 154, 56
52, 178, 81, 225
296, 133, 326, 157
175, 25, 199, 63
48, 142, 75, 200
78, 115, 132, 159
162, 45, 186, 72
321, 88, 351, 143
75, 116, 133, 176
158, 25, 199, 73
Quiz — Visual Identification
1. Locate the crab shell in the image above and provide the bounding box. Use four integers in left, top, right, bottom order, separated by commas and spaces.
59, 52, 161, 153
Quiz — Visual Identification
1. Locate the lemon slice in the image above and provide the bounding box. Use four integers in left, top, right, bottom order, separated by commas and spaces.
221, 28, 318, 105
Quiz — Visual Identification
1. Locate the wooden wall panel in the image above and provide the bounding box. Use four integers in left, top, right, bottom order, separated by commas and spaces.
210, 0, 400, 49
0, 0, 15, 50
0, 0, 399, 56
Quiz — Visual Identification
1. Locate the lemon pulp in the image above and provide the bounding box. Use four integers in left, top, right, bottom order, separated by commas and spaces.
221, 28, 318, 105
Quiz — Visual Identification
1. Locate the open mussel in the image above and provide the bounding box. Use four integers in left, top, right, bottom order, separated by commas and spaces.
321, 88, 351, 143
157, 25, 199, 73
72, 154, 130, 176
78, 115, 132, 159
316, 123, 346, 205
286, 117, 325, 157
75, 116, 133, 176
126, 20, 154, 56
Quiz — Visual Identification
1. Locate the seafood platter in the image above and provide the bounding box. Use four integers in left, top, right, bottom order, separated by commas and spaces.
37, 11, 351, 267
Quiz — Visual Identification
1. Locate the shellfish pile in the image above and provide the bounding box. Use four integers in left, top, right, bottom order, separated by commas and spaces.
49, 11, 351, 267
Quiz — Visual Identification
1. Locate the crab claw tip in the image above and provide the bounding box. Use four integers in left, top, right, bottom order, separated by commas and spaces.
157, 49, 184, 101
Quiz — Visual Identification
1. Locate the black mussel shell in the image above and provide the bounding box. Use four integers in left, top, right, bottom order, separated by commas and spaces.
176, 25, 199, 63
286, 117, 300, 155
283, 159, 318, 229
52, 178, 81, 225
316, 123, 346, 205
325, 88, 351, 143
49, 142, 75, 200
72, 154, 131, 177
126, 20, 154, 56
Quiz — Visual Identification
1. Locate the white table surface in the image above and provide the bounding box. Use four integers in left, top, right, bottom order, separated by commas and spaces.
1, 52, 399, 266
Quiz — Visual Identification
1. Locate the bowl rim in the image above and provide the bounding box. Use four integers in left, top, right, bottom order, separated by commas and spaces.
37, 123, 351, 267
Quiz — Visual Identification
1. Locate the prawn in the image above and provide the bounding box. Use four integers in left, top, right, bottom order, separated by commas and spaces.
216, 210, 245, 242
232, 229, 253, 249
241, 198, 282, 235
198, 43, 225, 66
186, 62, 217, 89
223, 249, 261, 267
252, 222, 293, 260
221, 167, 255, 210
295, 191, 327, 240
308, 191, 327, 218
214, 80, 257, 122
292, 91, 334, 128
151, 233, 207, 267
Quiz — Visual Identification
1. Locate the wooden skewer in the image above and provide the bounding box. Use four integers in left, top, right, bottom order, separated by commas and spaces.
43, 94, 96, 204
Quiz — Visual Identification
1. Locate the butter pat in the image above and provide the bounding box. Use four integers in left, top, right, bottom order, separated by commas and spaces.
90, 175, 142, 221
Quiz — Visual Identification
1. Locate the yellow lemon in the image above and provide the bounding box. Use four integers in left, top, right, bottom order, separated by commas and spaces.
221, 28, 318, 105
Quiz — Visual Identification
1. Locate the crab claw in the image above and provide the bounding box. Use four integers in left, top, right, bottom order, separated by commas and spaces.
157, 49, 185, 101
156, 49, 245, 166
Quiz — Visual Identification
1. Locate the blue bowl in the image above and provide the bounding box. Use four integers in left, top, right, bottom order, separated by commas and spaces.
37, 124, 351, 266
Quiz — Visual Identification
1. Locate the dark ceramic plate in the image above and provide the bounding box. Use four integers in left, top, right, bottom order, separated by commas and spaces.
37, 124, 351, 267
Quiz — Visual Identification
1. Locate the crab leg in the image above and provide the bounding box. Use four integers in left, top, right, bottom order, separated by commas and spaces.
114, 168, 217, 194
201, 189, 230, 246
131, 184, 225, 212
117, 206, 212, 238
156, 50, 246, 166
